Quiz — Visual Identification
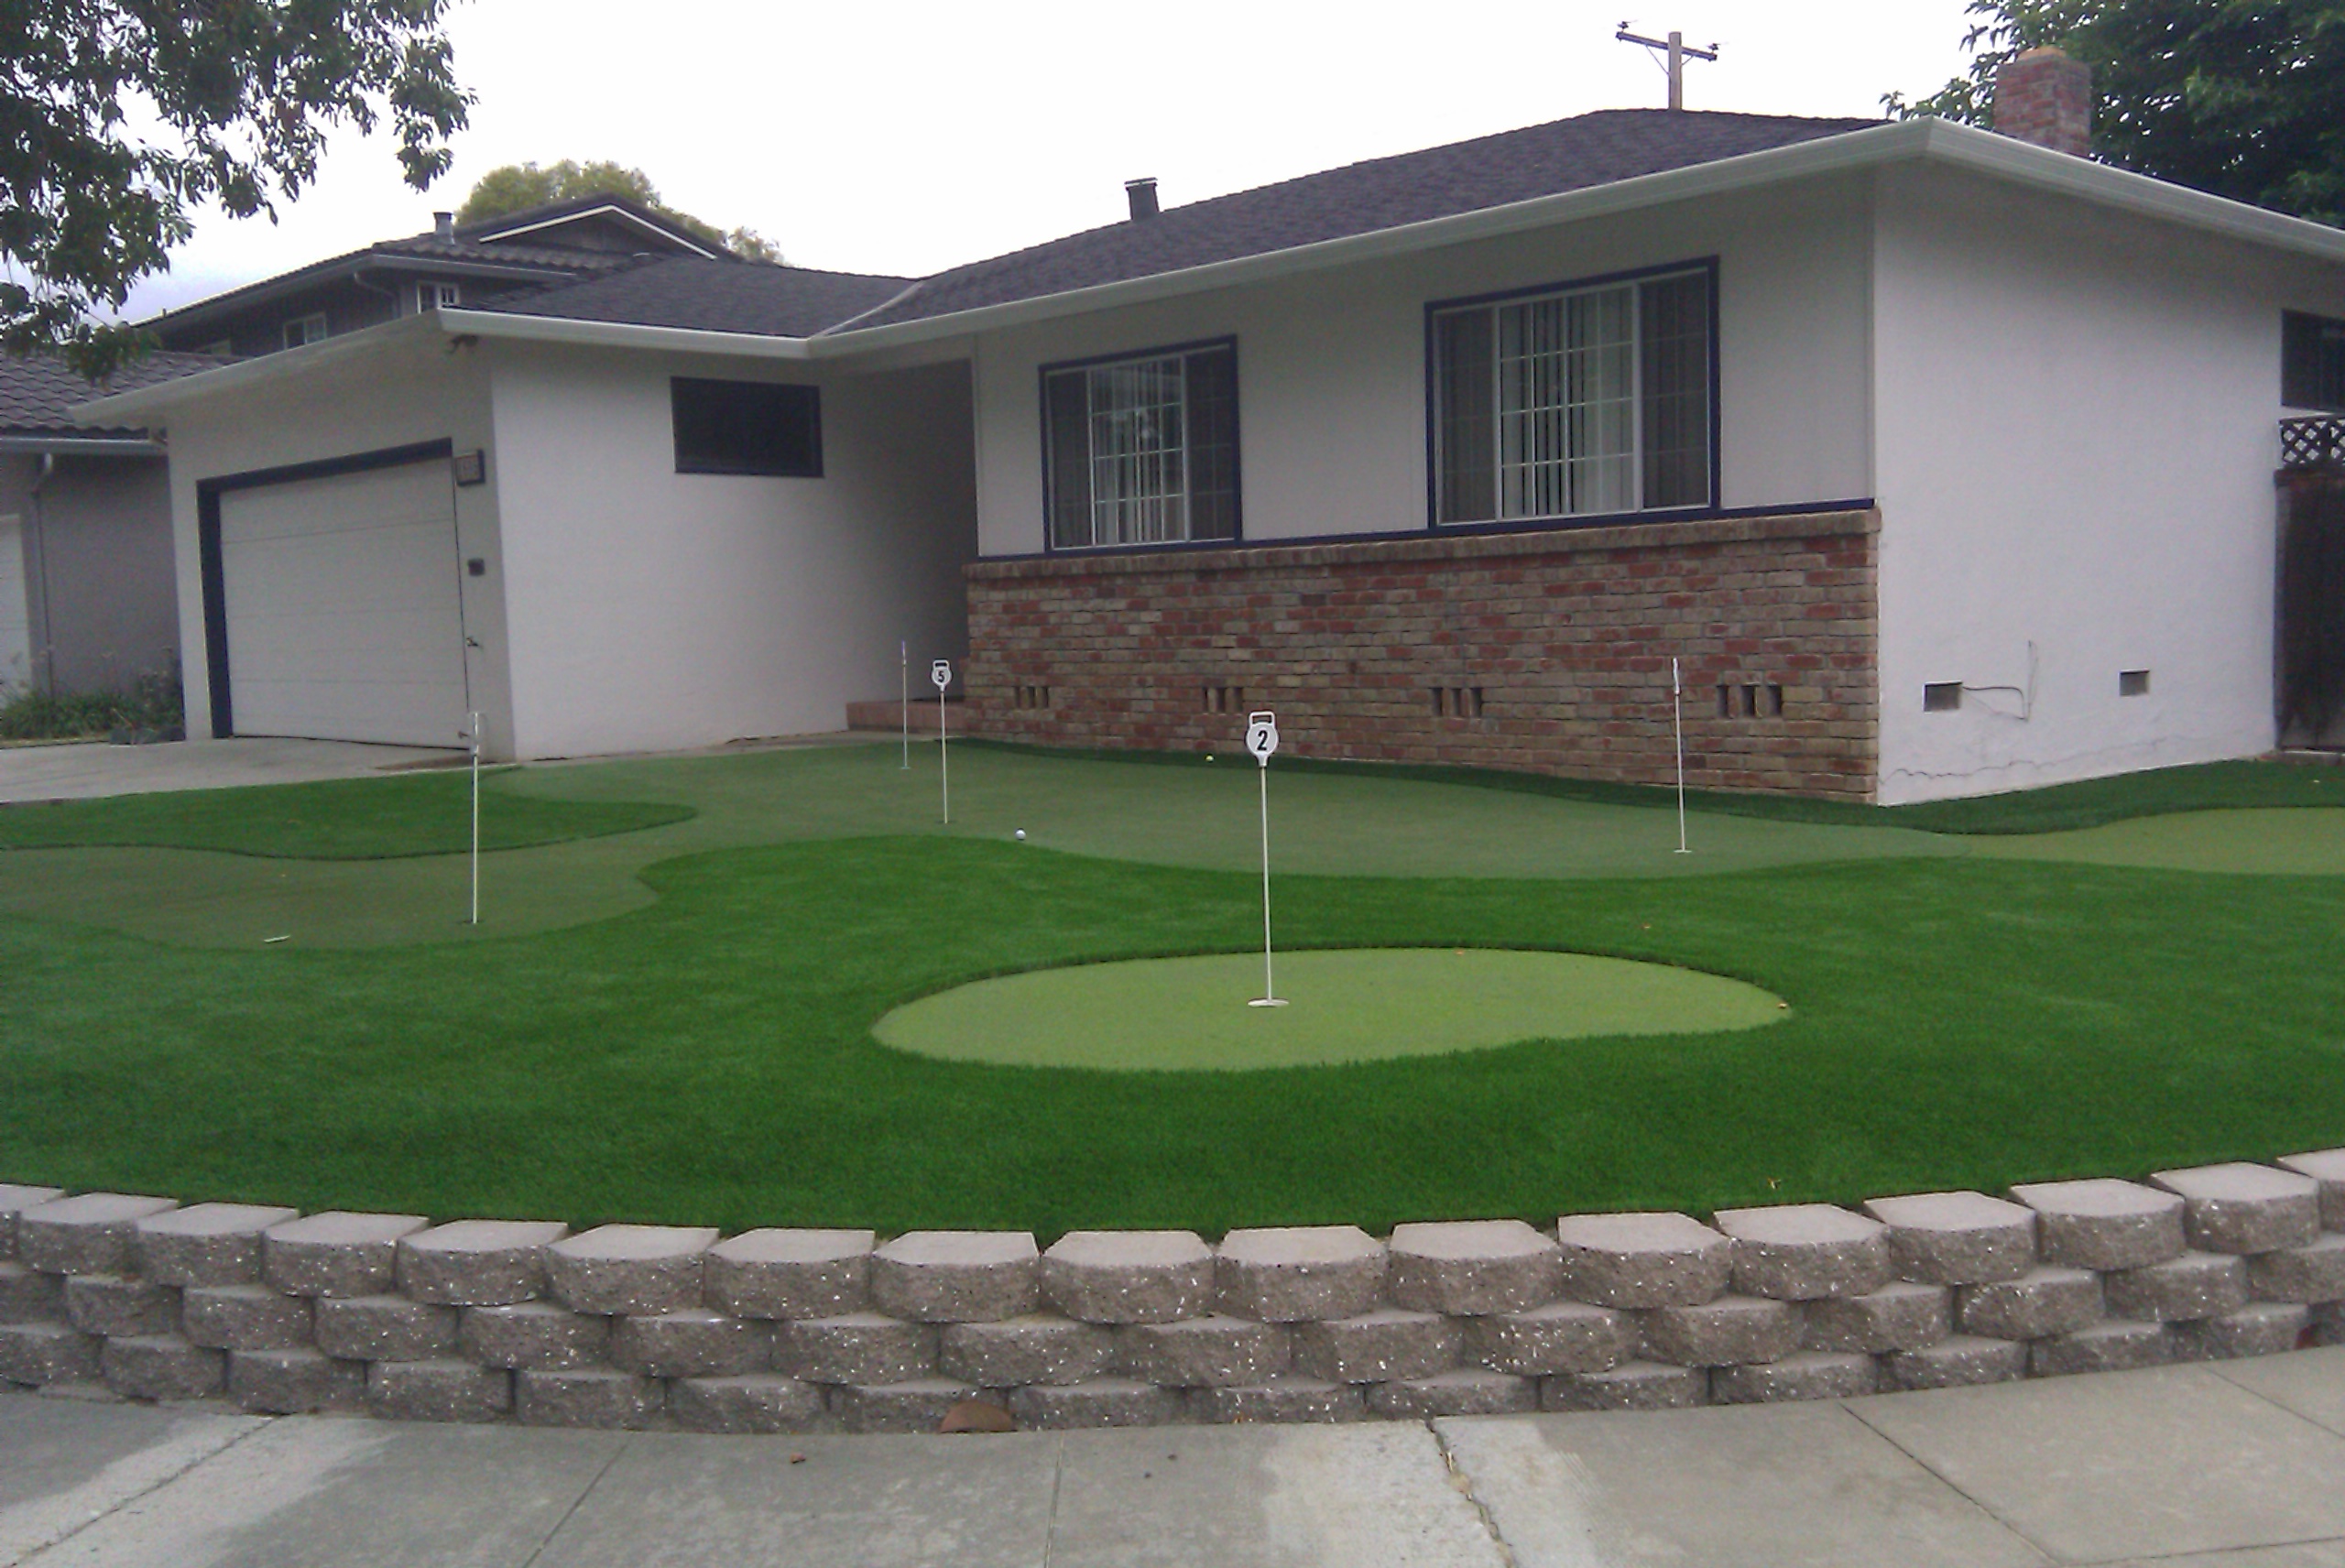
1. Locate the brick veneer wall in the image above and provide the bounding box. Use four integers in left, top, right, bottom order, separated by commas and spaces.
964, 509, 1880, 800
4, 1154, 2340, 1434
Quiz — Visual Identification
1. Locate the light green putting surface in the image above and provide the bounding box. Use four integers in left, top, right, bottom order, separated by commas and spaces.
872, 947, 1789, 1071
1969, 808, 2345, 875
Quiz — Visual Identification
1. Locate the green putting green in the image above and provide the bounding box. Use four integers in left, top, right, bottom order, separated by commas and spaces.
1969, 808, 2345, 875
871, 947, 1789, 1071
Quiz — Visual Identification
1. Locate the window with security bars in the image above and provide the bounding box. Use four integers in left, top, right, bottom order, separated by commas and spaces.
1044, 343, 1238, 549
1433, 268, 1712, 525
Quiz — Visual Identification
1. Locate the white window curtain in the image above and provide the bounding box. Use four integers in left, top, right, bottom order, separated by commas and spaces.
1496, 286, 1636, 519
1086, 358, 1187, 545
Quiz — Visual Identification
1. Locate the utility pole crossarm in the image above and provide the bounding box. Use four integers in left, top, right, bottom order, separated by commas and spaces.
1616, 24, 1719, 112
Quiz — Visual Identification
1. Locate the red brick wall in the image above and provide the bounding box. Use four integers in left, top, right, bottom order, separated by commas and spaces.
964, 509, 1879, 799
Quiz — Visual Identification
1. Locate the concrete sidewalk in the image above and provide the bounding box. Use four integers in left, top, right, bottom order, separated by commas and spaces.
6, 1350, 2345, 1567
0, 739, 464, 804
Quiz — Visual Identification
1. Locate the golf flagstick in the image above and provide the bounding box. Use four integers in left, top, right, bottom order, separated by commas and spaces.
900, 641, 910, 770
468, 711, 482, 923
1245, 712, 1285, 1007
1672, 659, 1689, 855
932, 659, 953, 823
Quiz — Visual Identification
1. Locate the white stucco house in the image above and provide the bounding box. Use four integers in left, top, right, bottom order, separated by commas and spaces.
82, 54, 2345, 802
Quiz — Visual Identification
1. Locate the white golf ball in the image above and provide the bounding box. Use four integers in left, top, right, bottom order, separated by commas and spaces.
1014, 829, 1027, 841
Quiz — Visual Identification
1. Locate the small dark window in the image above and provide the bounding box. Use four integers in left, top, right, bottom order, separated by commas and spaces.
2119, 670, 2150, 696
671, 378, 822, 476
1923, 682, 1963, 713
2284, 312, 2345, 412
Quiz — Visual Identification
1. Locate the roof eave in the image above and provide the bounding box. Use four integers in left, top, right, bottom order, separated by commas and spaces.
0, 433, 160, 455
72, 311, 444, 422
142, 251, 593, 333
429, 308, 816, 359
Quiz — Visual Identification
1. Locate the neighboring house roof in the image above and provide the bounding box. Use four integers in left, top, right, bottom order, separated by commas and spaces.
0, 351, 231, 443
848, 110, 1879, 330
474, 256, 913, 337
454, 193, 724, 256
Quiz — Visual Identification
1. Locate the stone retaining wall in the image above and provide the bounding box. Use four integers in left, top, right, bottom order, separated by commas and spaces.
4, 1153, 2342, 1434
963, 509, 1880, 800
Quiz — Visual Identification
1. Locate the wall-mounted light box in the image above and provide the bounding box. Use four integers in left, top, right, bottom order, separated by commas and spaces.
453, 450, 486, 487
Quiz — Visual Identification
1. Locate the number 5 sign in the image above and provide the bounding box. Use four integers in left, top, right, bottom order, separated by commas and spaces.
933, 659, 954, 823
1244, 711, 1279, 766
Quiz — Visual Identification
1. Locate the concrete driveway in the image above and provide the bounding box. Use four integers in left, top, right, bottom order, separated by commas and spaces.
7, 1350, 2345, 1566
0, 739, 464, 805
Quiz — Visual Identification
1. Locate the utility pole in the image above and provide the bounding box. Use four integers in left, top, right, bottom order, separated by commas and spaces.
1616, 23, 1719, 111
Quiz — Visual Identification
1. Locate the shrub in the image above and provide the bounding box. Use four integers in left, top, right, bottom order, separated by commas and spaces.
0, 663, 183, 742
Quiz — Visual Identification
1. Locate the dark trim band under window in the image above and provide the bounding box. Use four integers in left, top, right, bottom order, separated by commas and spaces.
1427, 260, 1718, 527
1042, 338, 1238, 550
671, 377, 823, 477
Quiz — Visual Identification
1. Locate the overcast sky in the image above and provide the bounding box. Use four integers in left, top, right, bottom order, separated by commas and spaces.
121, 0, 1988, 319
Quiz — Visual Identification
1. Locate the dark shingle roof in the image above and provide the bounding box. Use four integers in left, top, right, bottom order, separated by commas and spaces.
0, 350, 233, 439
476, 256, 914, 337
850, 109, 1880, 330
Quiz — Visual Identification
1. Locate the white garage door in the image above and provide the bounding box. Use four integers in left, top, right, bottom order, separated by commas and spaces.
220, 457, 469, 746
0, 515, 30, 693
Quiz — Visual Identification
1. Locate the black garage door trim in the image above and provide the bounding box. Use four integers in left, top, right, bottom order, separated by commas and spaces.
196, 439, 455, 739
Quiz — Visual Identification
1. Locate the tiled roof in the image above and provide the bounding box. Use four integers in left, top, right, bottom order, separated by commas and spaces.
849, 109, 1879, 329
0, 350, 233, 439
474, 256, 913, 337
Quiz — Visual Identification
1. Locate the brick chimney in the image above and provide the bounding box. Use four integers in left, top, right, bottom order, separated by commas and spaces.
1992, 47, 2091, 158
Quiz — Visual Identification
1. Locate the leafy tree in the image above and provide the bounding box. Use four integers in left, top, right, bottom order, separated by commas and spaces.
1887, 0, 2345, 225
456, 159, 782, 262
5, 0, 471, 376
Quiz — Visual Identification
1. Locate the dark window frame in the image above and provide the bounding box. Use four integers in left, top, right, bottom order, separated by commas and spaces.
1038, 335, 1242, 554
671, 377, 823, 478
2284, 310, 2345, 413
1422, 256, 1722, 532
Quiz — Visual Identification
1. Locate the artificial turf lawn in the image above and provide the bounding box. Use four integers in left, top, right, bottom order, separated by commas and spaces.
1, 744, 2342, 1236
873, 949, 1787, 1070
0, 768, 693, 858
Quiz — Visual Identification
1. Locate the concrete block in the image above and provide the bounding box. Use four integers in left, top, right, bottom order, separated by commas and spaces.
1711, 1350, 1880, 1404
1215, 1225, 1386, 1323
832, 1378, 987, 1433
102, 1334, 224, 1401
2105, 1251, 2250, 1323
608, 1308, 769, 1377
2275, 1149, 2345, 1231
2030, 1319, 2173, 1377
2009, 1178, 2185, 1271
1041, 1230, 1213, 1324
1800, 1281, 1951, 1354
1860, 1192, 2035, 1285
0, 1260, 65, 1323
17, 1192, 178, 1276
228, 1347, 365, 1414
0, 1321, 101, 1384
365, 1358, 511, 1422
2173, 1303, 2313, 1362
1366, 1368, 1539, 1419
869, 1231, 1040, 1323
1712, 1204, 1892, 1301
1541, 1359, 1708, 1411
459, 1301, 610, 1370
703, 1228, 873, 1321
515, 1367, 664, 1429
180, 1284, 312, 1351
312, 1294, 457, 1363
0, 1183, 66, 1260
669, 1373, 825, 1433
64, 1273, 177, 1338
1464, 1300, 1626, 1376
263, 1211, 427, 1298
1640, 1294, 1802, 1367
2151, 1163, 2321, 1255
133, 1203, 300, 1287
1117, 1314, 1291, 1388
1190, 1376, 1364, 1424
939, 1312, 1115, 1387
1885, 1334, 2030, 1390
547, 1224, 716, 1316
1554, 1212, 1731, 1309
1292, 1307, 1459, 1383
1956, 1266, 2102, 1341
1009, 1377, 1187, 1429
1386, 1220, 1562, 1314
397, 1219, 569, 1306
2246, 1234, 2345, 1303
776, 1312, 937, 1385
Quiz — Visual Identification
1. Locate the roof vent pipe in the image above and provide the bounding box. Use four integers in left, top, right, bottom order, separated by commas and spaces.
433, 211, 455, 241
1125, 178, 1159, 221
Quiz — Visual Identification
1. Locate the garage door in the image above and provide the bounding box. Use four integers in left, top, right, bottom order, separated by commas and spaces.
0, 515, 29, 692
219, 456, 469, 746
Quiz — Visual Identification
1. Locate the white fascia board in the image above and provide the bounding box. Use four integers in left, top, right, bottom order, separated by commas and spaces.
71, 311, 443, 424
431, 309, 816, 361
0, 435, 160, 455
468, 204, 721, 258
